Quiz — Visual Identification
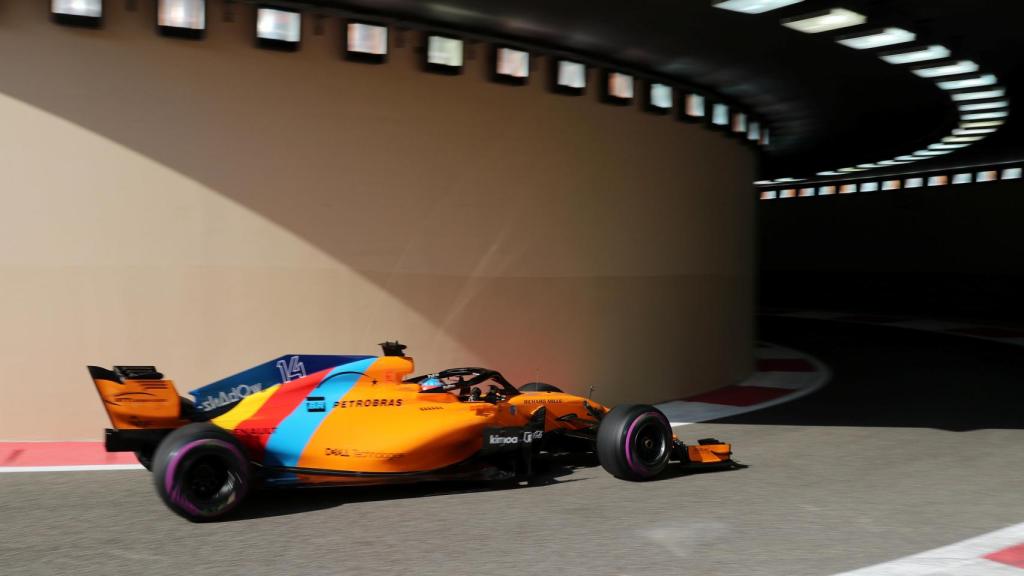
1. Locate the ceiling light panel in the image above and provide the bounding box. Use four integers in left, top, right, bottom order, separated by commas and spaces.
713, 0, 806, 14
52, 0, 102, 18
912, 60, 980, 78
953, 127, 998, 135
943, 135, 985, 143
962, 110, 1009, 120
879, 45, 951, 65
158, 0, 204, 30
960, 120, 1005, 129
951, 88, 1006, 102
937, 74, 998, 90
837, 28, 916, 50
958, 101, 1009, 112
781, 8, 866, 34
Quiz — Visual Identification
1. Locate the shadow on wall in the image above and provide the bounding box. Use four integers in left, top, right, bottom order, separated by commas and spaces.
0, 0, 755, 430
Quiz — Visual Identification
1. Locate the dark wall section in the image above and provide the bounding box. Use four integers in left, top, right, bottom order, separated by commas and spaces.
759, 180, 1024, 320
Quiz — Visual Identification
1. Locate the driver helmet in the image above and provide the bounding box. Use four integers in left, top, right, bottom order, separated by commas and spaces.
420, 376, 443, 390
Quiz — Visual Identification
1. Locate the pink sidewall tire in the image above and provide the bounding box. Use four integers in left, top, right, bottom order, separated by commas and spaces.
597, 404, 672, 481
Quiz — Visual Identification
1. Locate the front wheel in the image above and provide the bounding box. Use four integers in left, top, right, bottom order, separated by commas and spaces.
152, 423, 250, 522
596, 404, 672, 481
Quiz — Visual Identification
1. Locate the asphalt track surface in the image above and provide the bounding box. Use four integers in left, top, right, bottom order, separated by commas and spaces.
3, 317, 1024, 576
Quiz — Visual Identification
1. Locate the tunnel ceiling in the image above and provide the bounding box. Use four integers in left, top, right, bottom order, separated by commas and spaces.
310, 0, 1024, 180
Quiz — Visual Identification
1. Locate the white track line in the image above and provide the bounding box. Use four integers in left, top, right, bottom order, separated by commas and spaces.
0, 464, 145, 473
833, 522, 1024, 575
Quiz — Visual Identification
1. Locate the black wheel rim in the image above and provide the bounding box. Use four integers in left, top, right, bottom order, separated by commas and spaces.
184, 455, 235, 504
632, 421, 667, 468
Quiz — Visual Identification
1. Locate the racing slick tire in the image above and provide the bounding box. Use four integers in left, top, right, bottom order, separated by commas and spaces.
519, 382, 563, 393
597, 404, 672, 481
152, 423, 250, 522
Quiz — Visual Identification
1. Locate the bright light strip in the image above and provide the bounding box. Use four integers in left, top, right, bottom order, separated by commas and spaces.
895, 155, 921, 161
961, 110, 1009, 121
782, 8, 866, 34
257, 8, 300, 43
732, 112, 748, 133
857, 163, 882, 169
943, 135, 985, 143
347, 22, 387, 55
773, 177, 804, 183
556, 61, 586, 89
496, 47, 530, 78
427, 35, 464, 67
937, 74, 998, 90
913, 150, 952, 156
958, 100, 1008, 112
712, 103, 730, 126
748, 121, 762, 141
52, 0, 101, 17
649, 83, 673, 109
713, 0, 805, 14
951, 88, 1006, 102
928, 143, 969, 150
158, 0, 204, 30
953, 127, 997, 135
837, 28, 915, 50
685, 93, 706, 117
838, 167, 866, 173
817, 171, 843, 176
912, 60, 980, 78
754, 180, 774, 185
960, 120, 1005, 129
879, 45, 950, 65
878, 160, 913, 165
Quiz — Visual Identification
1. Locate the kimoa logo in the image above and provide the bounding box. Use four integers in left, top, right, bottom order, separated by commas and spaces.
201, 383, 263, 411
489, 431, 543, 445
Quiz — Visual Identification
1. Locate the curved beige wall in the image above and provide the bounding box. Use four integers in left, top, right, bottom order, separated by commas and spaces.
0, 1, 755, 440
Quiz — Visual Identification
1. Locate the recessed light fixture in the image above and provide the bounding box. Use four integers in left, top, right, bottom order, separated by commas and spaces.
953, 127, 998, 136
52, 0, 102, 18
649, 83, 673, 110
879, 44, 951, 65
713, 0, 805, 14
732, 112, 748, 133
781, 8, 866, 34
556, 60, 587, 91
912, 60, 980, 78
951, 88, 1006, 102
960, 120, 1005, 129
878, 160, 913, 165
760, 127, 771, 146
712, 103, 730, 127
817, 171, 843, 176
958, 101, 1009, 112
748, 121, 762, 141
684, 93, 706, 118
928, 143, 970, 150
607, 72, 635, 100
943, 135, 986, 143
895, 155, 920, 161
427, 35, 464, 68
857, 163, 882, 169
838, 167, 866, 172
961, 110, 1009, 121
837, 28, 915, 50
754, 180, 774, 185
913, 149, 952, 156
496, 47, 530, 79
937, 74, 998, 90
257, 7, 301, 46
158, 0, 204, 32
774, 177, 804, 183
347, 22, 388, 57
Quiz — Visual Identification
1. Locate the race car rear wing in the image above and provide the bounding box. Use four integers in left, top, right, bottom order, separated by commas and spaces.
88, 365, 188, 430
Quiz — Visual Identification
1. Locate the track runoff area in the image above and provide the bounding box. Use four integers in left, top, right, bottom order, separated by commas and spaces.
2, 323, 1023, 575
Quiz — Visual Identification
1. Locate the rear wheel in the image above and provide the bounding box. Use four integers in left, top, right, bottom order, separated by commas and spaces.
152, 423, 250, 522
519, 382, 563, 393
597, 404, 672, 481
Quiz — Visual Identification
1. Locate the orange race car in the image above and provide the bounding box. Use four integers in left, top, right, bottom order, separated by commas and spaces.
88, 342, 733, 522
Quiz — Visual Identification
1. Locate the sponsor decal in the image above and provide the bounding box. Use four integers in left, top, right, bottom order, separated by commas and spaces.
306, 396, 326, 413
276, 356, 307, 382
325, 447, 405, 460
419, 406, 444, 411
113, 392, 167, 405
483, 428, 543, 450
523, 398, 562, 404
236, 426, 277, 437
199, 383, 263, 412
333, 398, 403, 409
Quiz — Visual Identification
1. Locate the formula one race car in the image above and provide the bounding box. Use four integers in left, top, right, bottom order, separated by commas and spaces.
88, 342, 733, 521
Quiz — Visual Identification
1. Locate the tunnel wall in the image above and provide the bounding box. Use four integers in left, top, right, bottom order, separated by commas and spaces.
759, 179, 1024, 320
0, 1, 756, 440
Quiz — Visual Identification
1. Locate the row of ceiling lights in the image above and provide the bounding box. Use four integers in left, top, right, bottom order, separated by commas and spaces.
713, 1, 1010, 186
